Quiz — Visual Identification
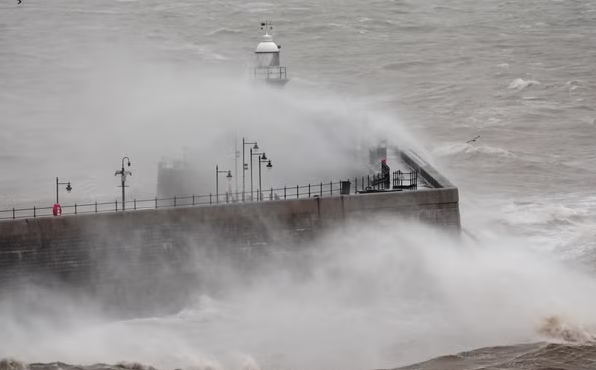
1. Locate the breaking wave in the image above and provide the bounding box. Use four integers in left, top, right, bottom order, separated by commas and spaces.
432, 142, 514, 159
538, 316, 596, 344
0, 359, 26, 370
509, 78, 541, 91
393, 342, 596, 370
501, 201, 587, 226
204, 28, 243, 36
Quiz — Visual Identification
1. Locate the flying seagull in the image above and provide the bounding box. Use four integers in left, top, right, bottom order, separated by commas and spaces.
18, 0, 22, 4
466, 135, 480, 144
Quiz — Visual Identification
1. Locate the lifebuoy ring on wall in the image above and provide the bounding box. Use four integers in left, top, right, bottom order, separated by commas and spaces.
53, 203, 62, 217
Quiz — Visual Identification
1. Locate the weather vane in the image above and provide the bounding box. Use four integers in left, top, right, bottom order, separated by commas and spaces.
260, 20, 273, 31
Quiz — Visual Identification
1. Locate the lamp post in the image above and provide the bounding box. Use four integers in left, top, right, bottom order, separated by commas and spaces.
242, 138, 258, 202
216, 165, 232, 203
258, 153, 272, 201
55, 177, 72, 204
250, 147, 266, 201
114, 156, 132, 211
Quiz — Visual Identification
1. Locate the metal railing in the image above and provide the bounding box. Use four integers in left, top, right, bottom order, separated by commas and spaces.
0, 172, 418, 221
357, 170, 418, 193
253, 66, 287, 81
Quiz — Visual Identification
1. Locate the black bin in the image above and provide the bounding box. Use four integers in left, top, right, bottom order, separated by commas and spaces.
340, 180, 351, 195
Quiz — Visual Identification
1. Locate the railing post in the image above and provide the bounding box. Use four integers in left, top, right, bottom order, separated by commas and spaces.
210, 193, 212, 205
115, 200, 118, 211
192, 195, 195, 206
12, 208, 15, 219
355, 177, 357, 193
296, 185, 299, 199
174, 196, 177, 207
320, 182, 323, 197
134, 199, 137, 210
33, 207, 36, 218
155, 197, 158, 209
75, 204, 77, 215
270, 187, 273, 200
330, 181, 332, 196
95, 201, 98, 213
308, 184, 311, 198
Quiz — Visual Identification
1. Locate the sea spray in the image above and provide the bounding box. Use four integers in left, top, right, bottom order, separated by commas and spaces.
2, 219, 596, 370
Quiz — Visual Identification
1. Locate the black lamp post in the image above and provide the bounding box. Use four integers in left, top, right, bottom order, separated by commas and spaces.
216, 165, 233, 203
250, 147, 266, 201
258, 153, 272, 201
242, 138, 258, 202
114, 156, 132, 211
55, 177, 72, 204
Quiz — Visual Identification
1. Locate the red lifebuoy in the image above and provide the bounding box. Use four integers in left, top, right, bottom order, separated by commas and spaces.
53, 203, 62, 217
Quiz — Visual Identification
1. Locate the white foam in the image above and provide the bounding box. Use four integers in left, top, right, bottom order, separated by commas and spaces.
432, 142, 514, 158
501, 202, 586, 226
508, 78, 541, 91
204, 29, 243, 37
4, 220, 596, 370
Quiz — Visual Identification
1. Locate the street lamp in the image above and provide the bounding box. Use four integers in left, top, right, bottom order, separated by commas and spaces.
258, 153, 272, 201
242, 138, 258, 202
55, 177, 72, 204
216, 165, 233, 204
250, 147, 266, 201
114, 156, 132, 211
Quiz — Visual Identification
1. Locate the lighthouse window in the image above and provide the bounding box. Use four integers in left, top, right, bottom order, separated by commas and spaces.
256, 53, 280, 67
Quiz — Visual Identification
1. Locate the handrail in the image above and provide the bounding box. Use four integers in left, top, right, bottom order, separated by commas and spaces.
0, 172, 418, 221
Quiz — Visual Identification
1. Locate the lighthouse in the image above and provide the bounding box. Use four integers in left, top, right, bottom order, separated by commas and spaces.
253, 21, 289, 87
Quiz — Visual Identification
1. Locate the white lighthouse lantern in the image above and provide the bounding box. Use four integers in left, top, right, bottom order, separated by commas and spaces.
253, 21, 289, 87
256, 33, 281, 67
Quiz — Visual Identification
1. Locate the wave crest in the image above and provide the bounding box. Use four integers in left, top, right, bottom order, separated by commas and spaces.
116, 362, 156, 370
509, 78, 541, 91
204, 28, 242, 36
432, 142, 513, 158
538, 316, 595, 344
502, 202, 585, 226
0, 359, 26, 370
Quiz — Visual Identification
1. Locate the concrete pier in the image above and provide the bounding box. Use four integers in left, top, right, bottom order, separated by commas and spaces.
0, 149, 459, 315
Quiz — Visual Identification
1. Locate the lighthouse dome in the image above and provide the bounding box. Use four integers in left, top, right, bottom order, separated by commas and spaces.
255, 34, 280, 53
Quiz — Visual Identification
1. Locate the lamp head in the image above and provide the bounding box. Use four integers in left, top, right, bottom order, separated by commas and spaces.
66, 182, 72, 193
127, 161, 131, 167
226, 170, 232, 180
261, 153, 267, 160
253, 142, 259, 150
266, 160, 272, 169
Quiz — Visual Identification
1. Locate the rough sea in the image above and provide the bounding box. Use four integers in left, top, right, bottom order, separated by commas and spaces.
2, 0, 596, 369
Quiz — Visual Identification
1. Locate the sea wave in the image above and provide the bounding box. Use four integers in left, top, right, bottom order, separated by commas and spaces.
0, 359, 26, 370
236, 2, 274, 14
392, 341, 596, 370
538, 315, 596, 344
501, 201, 586, 226
432, 142, 514, 159
508, 78, 541, 91
204, 28, 243, 36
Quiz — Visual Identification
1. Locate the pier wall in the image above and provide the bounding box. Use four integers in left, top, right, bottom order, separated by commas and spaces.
0, 150, 459, 315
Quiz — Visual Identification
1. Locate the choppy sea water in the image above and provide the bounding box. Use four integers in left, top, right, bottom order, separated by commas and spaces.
2, 0, 596, 369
